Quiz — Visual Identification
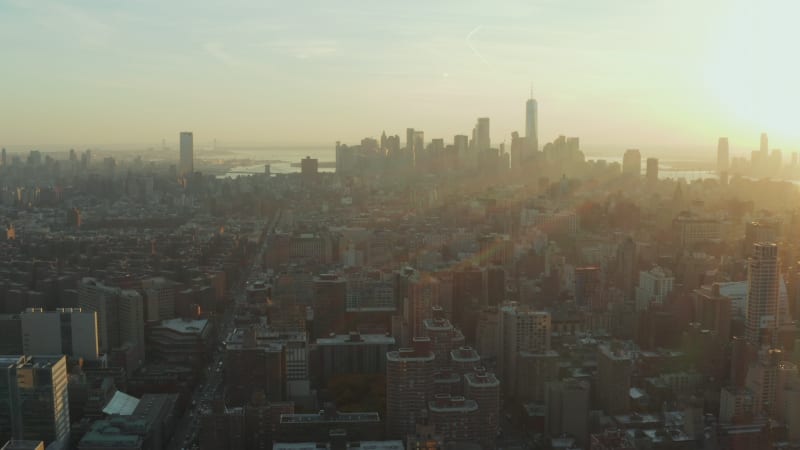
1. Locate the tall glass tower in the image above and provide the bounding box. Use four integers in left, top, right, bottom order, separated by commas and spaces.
0, 355, 70, 447
525, 96, 538, 152
179, 131, 194, 177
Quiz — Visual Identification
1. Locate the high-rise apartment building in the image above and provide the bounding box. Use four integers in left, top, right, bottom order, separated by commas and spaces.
179, 131, 193, 176
526, 96, 539, 152
386, 337, 435, 439
0, 356, 70, 447
498, 305, 551, 392
20, 308, 99, 361
463, 369, 500, 449
717, 137, 730, 173
746, 243, 780, 347
78, 278, 145, 368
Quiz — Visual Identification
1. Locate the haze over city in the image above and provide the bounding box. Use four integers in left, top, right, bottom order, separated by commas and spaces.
2, 0, 800, 155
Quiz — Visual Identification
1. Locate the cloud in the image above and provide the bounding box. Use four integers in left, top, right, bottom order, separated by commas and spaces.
257, 39, 338, 59
204, 42, 240, 66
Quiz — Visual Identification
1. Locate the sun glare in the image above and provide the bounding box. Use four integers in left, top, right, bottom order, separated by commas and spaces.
705, 1, 800, 145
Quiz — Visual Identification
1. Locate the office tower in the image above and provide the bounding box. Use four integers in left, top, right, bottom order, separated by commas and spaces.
597, 343, 633, 414
386, 338, 435, 439
545, 379, 590, 448
0, 148, 6, 167
622, 149, 641, 176
78, 278, 145, 369
20, 308, 99, 361
0, 356, 70, 447
312, 273, 346, 339
141, 277, 176, 322
574, 266, 602, 309
526, 96, 539, 152
413, 131, 425, 162
454, 134, 469, 168
475, 118, 490, 153
761, 132, 769, 155
646, 157, 658, 182
406, 128, 415, 153
179, 131, 193, 176
746, 243, 780, 347
717, 137, 730, 173
498, 305, 551, 393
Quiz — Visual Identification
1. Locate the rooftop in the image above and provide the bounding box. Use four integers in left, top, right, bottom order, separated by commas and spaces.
158, 317, 209, 334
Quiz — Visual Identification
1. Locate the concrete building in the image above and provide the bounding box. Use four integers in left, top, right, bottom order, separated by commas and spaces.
20, 308, 99, 361
0, 315, 22, 355
224, 328, 287, 402
78, 278, 145, 369
141, 278, 176, 322
597, 343, 633, 415
545, 379, 590, 447
422, 312, 465, 370
635, 266, 675, 311
146, 318, 210, 368
278, 405, 382, 443
0, 356, 70, 448
463, 369, 500, 449
386, 338, 435, 439
499, 305, 551, 393
315, 332, 394, 385
427, 395, 482, 446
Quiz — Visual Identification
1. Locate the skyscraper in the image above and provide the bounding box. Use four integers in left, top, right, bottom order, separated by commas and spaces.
746, 243, 780, 347
646, 157, 658, 182
0, 355, 70, 447
761, 132, 769, 155
622, 149, 641, 176
179, 131, 194, 176
475, 118, 490, 153
717, 137, 730, 173
526, 96, 539, 152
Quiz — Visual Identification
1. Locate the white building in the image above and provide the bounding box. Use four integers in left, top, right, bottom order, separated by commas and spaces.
635, 266, 675, 311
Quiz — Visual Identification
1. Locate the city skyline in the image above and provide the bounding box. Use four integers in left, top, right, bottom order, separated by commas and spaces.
1, 0, 799, 153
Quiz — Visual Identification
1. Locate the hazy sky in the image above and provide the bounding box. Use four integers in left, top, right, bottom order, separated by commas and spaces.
1, 0, 799, 156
